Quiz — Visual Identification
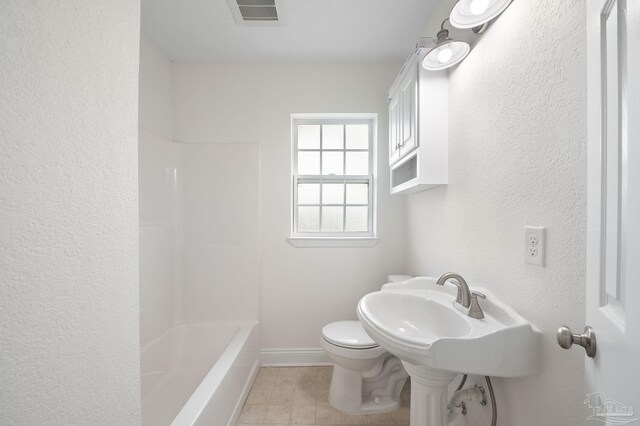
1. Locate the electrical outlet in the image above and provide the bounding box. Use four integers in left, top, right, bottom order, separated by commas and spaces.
525, 226, 545, 266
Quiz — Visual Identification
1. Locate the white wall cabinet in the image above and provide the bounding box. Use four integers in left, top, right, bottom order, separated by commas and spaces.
389, 95, 401, 165
387, 55, 448, 194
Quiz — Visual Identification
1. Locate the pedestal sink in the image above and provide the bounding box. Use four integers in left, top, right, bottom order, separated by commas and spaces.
357, 277, 540, 426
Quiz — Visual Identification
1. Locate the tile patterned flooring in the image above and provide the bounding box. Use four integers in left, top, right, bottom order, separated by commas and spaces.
237, 366, 410, 426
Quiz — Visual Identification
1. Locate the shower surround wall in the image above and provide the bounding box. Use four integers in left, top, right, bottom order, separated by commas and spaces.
409, 1, 587, 425
139, 36, 259, 349
139, 35, 179, 346
180, 144, 259, 322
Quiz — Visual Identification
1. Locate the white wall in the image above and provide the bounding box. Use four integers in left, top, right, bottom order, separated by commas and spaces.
410, 1, 587, 425
0, 1, 141, 423
171, 63, 408, 349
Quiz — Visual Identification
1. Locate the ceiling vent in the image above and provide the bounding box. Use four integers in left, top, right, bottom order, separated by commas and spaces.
227, 0, 286, 26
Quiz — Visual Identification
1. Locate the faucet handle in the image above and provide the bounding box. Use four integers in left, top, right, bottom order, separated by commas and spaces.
471, 291, 486, 299
468, 291, 486, 319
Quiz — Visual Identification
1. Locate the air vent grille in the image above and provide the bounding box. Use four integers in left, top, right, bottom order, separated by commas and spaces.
239, 5, 277, 21
228, 0, 283, 25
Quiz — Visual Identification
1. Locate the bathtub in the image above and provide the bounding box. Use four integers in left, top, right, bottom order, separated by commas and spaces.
141, 321, 259, 426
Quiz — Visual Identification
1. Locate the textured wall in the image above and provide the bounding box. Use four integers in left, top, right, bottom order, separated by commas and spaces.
0, 1, 141, 423
409, 1, 587, 425
171, 63, 408, 349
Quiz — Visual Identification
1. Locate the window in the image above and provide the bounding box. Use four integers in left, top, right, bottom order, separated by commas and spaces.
290, 114, 377, 247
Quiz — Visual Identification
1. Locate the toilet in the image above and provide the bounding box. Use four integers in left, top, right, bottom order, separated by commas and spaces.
320, 275, 411, 414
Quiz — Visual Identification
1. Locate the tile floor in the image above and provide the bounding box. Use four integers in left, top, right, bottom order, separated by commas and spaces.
237, 366, 410, 425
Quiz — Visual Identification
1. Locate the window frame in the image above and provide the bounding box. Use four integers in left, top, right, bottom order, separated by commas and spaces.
289, 114, 378, 247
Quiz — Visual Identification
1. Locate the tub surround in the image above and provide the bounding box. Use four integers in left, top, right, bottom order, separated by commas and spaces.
139, 35, 262, 425
141, 322, 259, 425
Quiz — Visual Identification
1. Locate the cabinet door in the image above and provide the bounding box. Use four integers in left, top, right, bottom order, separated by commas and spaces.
399, 66, 418, 158
389, 95, 401, 165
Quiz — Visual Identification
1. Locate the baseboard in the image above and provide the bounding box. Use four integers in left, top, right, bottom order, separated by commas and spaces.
227, 358, 260, 426
260, 348, 332, 366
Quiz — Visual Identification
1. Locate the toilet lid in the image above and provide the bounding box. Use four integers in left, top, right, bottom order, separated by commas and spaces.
322, 321, 379, 349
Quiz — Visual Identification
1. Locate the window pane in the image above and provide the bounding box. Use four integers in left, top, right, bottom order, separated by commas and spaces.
298, 151, 320, 175
298, 183, 320, 204
346, 124, 368, 149
322, 125, 344, 149
346, 183, 368, 204
345, 206, 368, 232
345, 152, 368, 175
322, 152, 344, 175
322, 183, 344, 204
298, 125, 320, 149
321, 206, 344, 232
298, 206, 320, 232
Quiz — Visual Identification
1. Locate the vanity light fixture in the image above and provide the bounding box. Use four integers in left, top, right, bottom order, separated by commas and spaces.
449, 0, 513, 31
421, 19, 470, 71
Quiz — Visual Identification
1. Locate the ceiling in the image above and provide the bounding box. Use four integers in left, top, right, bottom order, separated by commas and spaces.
141, 0, 437, 62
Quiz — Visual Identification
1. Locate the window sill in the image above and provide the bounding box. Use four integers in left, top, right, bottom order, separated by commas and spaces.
287, 237, 379, 248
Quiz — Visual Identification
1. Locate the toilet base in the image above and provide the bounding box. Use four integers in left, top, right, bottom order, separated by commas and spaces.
328, 356, 408, 414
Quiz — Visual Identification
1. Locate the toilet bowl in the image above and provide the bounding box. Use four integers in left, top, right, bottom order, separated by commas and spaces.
320, 275, 411, 414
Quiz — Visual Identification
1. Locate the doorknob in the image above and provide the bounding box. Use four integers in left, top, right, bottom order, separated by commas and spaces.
557, 325, 597, 358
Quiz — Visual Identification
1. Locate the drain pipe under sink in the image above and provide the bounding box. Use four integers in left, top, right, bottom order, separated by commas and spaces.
447, 375, 497, 425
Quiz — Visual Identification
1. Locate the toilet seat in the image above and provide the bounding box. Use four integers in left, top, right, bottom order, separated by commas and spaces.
322, 321, 378, 349
322, 321, 386, 360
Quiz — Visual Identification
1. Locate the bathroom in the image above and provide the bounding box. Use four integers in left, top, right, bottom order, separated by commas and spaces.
1, 0, 639, 425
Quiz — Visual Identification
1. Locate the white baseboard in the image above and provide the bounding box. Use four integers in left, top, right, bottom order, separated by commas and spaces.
260, 348, 332, 366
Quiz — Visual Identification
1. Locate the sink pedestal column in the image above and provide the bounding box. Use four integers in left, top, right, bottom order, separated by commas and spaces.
402, 362, 456, 426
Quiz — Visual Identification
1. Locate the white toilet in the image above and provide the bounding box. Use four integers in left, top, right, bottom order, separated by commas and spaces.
320, 275, 411, 414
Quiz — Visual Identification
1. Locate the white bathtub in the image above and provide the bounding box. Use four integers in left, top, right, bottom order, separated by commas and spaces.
141, 321, 259, 426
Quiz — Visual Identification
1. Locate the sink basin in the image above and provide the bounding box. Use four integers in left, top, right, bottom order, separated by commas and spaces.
361, 292, 471, 343
357, 277, 541, 426
357, 277, 540, 378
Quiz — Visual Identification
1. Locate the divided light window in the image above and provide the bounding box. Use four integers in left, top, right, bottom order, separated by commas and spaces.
292, 117, 375, 238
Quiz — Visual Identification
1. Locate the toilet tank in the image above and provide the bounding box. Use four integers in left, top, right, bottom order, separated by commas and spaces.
386, 275, 412, 283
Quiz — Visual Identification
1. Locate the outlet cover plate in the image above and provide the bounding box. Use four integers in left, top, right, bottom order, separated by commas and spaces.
525, 226, 545, 266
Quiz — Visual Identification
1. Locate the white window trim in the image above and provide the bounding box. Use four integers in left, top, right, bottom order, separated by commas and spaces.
288, 113, 378, 248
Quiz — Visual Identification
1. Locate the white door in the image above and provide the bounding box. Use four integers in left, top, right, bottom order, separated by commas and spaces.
581, 0, 640, 424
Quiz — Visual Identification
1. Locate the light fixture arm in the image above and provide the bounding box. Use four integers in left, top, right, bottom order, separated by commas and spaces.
435, 19, 452, 46
422, 18, 470, 71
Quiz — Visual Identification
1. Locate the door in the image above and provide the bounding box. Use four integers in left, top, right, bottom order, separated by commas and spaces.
583, 0, 640, 424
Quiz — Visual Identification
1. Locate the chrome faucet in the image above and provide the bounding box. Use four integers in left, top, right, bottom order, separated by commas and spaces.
436, 272, 471, 307
436, 272, 486, 319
